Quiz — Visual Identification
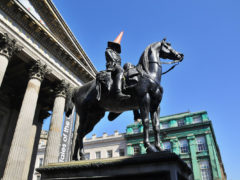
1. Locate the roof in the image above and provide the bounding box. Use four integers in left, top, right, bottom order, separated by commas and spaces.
28, 0, 97, 75
160, 111, 207, 122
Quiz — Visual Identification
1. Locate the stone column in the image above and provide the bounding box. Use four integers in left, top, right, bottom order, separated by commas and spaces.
3, 60, 47, 180
127, 144, 134, 156
139, 142, 146, 154
0, 32, 22, 87
22, 104, 41, 180
170, 138, 179, 155
187, 135, 201, 180
71, 114, 80, 160
44, 80, 68, 165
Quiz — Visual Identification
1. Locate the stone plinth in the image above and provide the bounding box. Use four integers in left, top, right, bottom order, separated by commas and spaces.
37, 151, 191, 180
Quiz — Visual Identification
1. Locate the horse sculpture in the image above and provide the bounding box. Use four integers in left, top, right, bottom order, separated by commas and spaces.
65, 38, 184, 160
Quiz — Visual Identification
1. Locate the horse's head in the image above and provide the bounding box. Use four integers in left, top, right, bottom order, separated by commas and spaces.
160, 38, 184, 62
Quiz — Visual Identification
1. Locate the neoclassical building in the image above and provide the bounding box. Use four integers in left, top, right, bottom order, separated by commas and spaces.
32, 130, 48, 180
0, 0, 96, 179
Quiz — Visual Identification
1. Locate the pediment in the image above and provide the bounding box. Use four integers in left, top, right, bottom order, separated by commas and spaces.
18, 0, 49, 29
28, 0, 97, 75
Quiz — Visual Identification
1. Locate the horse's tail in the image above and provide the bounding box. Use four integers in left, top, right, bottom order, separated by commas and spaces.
65, 87, 75, 117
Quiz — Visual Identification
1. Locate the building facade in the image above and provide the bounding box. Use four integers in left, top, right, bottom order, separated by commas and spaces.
125, 111, 226, 180
33, 111, 226, 180
83, 131, 126, 160
32, 130, 48, 180
0, 0, 96, 179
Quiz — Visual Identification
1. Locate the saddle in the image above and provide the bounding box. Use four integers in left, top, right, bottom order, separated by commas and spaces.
96, 64, 140, 101
123, 63, 139, 89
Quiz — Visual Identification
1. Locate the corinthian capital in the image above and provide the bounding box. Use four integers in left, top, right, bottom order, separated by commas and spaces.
0, 32, 23, 59
28, 60, 50, 81
55, 80, 69, 98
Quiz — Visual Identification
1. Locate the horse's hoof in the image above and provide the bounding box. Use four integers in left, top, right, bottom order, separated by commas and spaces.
155, 145, 164, 152
146, 145, 158, 153
72, 156, 78, 161
80, 155, 86, 160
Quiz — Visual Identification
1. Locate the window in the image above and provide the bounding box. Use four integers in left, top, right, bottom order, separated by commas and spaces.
107, 150, 113, 158
39, 158, 43, 167
162, 141, 171, 152
179, 139, 189, 153
196, 136, 207, 152
193, 115, 202, 124
133, 145, 140, 155
178, 119, 185, 127
96, 151, 101, 159
119, 149, 125, 156
85, 153, 90, 160
161, 122, 169, 129
199, 160, 212, 180
133, 128, 139, 134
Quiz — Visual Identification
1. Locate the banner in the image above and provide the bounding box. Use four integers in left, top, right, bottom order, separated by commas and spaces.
58, 107, 75, 162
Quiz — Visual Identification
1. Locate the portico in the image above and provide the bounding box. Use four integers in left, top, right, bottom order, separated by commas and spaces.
0, 0, 97, 179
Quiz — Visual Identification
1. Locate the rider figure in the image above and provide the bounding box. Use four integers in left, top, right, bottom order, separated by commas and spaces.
105, 32, 130, 99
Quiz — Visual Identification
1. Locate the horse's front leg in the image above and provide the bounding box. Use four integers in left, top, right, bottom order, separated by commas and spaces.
139, 94, 157, 153
151, 107, 163, 151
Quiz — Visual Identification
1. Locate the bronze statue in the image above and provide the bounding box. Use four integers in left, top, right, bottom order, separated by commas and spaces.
65, 34, 184, 160
105, 32, 130, 99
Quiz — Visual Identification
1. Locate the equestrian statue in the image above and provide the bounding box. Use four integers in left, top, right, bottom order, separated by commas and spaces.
65, 32, 184, 160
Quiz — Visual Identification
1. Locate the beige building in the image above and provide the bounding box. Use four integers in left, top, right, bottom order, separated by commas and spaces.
32, 130, 126, 179
0, 0, 96, 179
83, 131, 126, 160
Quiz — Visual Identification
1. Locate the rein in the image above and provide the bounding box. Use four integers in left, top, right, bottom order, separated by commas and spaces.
148, 60, 180, 75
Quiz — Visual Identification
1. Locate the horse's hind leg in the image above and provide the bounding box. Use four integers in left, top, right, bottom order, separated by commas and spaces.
139, 94, 157, 153
75, 109, 105, 160
72, 132, 85, 160
151, 106, 163, 151
133, 110, 141, 121
72, 133, 79, 160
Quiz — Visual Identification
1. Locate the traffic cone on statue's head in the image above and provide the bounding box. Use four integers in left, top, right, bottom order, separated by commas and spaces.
107, 31, 124, 53
114, 31, 123, 44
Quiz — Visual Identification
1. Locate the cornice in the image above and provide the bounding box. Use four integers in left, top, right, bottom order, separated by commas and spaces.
29, 0, 98, 74
0, 0, 95, 82
159, 110, 207, 122
84, 135, 125, 145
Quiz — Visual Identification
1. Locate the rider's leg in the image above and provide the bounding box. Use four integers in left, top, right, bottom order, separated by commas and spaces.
114, 65, 130, 99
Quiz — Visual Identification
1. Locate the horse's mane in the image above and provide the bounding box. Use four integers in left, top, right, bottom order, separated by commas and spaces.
137, 42, 160, 74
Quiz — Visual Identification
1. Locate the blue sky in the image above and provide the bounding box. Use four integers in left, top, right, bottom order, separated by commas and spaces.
41, 0, 239, 179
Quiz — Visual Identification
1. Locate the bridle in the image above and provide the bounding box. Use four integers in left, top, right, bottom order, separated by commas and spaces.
148, 41, 182, 75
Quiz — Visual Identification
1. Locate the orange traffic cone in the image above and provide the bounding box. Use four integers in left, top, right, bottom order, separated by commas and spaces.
107, 31, 124, 53
114, 31, 124, 44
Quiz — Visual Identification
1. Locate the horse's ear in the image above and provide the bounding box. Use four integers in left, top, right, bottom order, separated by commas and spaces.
163, 37, 167, 41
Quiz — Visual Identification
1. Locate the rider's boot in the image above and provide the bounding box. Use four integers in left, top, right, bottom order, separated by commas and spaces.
114, 71, 130, 100
115, 89, 130, 100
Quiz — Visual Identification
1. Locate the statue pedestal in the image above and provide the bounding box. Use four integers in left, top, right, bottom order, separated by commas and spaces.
37, 151, 191, 180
